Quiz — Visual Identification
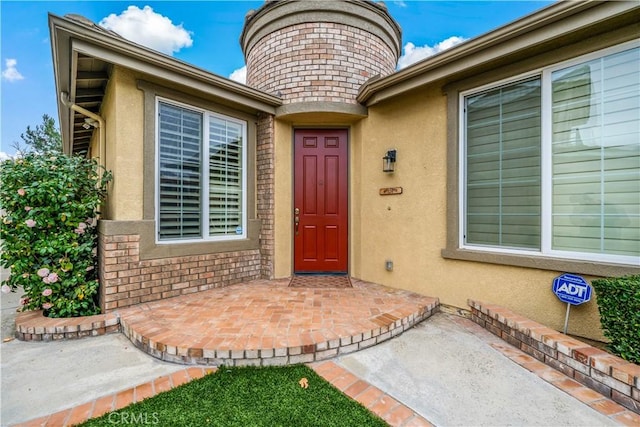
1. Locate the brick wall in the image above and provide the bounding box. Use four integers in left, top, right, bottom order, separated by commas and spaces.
98, 234, 261, 311
246, 22, 397, 104
468, 300, 640, 415
256, 112, 275, 279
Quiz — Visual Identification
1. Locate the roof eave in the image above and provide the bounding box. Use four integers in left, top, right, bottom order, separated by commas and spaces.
358, 0, 638, 106
49, 14, 73, 154
48, 12, 282, 115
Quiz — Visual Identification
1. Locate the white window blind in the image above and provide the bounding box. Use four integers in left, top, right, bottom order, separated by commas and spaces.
462, 43, 639, 264
465, 78, 542, 249
209, 117, 243, 237
551, 47, 640, 257
158, 102, 202, 240
156, 100, 247, 242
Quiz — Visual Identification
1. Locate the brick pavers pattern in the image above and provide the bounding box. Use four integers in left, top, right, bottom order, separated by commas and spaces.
118, 278, 439, 365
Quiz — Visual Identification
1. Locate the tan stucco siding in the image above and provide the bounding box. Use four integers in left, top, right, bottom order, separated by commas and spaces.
349, 121, 363, 280
353, 86, 605, 341
88, 128, 99, 161
352, 86, 448, 286
101, 66, 144, 221
273, 120, 293, 278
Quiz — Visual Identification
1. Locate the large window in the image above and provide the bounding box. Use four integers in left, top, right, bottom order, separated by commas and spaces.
157, 99, 246, 242
462, 44, 639, 265
465, 78, 542, 250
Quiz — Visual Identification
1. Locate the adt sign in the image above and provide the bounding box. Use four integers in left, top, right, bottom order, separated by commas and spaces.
552, 274, 592, 305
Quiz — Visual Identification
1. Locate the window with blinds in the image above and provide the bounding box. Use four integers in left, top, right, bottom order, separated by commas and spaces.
465, 79, 541, 249
209, 117, 243, 237
551, 47, 639, 257
157, 100, 246, 242
462, 43, 639, 264
158, 102, 202, 240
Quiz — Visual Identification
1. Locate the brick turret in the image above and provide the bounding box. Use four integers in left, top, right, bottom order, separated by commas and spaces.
241, 0, 401, 116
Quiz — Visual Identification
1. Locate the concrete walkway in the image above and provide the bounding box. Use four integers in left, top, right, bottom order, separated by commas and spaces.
334, 313, 617, 426
1, 276, 636, 426
2, 311, 629, 426
1, 334, 184, 426
1, 284, 176, 425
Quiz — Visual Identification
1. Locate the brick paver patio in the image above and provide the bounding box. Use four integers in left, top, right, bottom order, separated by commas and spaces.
117, 278, 439, 365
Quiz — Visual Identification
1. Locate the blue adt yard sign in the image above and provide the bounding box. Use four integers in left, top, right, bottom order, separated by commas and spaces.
553, 273, 592, 305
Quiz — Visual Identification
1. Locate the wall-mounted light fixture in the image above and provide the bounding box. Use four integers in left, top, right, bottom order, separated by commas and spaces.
383, 149, 396, 173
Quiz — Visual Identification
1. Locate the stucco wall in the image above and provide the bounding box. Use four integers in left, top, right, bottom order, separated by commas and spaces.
273, 120, 294, 278
249, 87, 606, 341
101, 66, 144, 221
351, 86, 606, 342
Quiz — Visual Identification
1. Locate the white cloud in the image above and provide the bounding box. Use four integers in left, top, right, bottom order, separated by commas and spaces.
2, 59, 24, 82
99, 6, 193, 55
229, 66, 247, 84
0, 151, 14, 162
394, 1, 407, 7
397, 36, 467, 69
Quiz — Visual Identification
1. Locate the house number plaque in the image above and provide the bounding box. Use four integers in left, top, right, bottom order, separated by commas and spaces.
379, 187, 403, 196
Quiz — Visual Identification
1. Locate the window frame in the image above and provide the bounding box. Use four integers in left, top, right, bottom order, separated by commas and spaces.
459, 40, 639, 267
155, 96, 248, 244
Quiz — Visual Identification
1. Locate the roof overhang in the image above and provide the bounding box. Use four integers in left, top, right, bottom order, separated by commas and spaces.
49, 13, 282, 155
358, 1, 640, 106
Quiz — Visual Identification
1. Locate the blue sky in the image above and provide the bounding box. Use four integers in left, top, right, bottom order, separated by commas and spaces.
1, 0, 552, 158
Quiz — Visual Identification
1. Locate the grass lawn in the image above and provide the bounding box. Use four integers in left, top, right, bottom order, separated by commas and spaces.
79, 364, 388, 427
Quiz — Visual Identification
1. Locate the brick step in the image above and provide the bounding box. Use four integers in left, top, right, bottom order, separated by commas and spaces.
118, 279, 439, 366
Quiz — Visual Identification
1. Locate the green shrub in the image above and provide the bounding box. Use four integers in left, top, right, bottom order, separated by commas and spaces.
0, 153, 111, 317
592, 275, 640, 364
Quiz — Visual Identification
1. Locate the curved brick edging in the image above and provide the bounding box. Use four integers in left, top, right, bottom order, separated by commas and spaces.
468, 299, 640, 416
118, 279, 439, 366
120, 307, 436, 367
15, 310, 119, 341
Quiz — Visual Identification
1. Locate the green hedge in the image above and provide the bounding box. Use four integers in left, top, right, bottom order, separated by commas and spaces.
592, 275, 640, 364
0, 154, 111, 317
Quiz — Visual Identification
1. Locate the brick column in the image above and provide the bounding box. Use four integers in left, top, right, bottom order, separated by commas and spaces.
256, 112, 275, 279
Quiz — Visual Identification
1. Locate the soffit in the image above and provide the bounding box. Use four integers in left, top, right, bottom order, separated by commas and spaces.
49, 13, 282, 156
69, 54, 110, 155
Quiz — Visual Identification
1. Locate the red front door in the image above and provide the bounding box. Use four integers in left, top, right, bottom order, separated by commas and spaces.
294, 129, 348, 273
